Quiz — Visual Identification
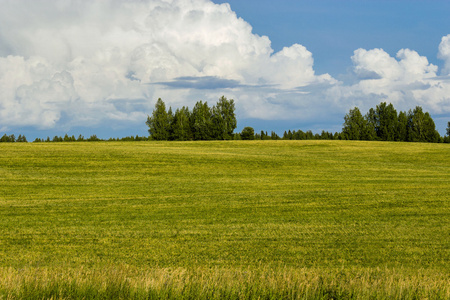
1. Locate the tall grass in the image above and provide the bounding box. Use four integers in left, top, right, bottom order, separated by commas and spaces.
1, 266, 448, 299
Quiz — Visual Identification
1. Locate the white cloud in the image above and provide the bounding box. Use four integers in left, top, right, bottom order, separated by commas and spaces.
0, 0, 448, 135
438, 34, 450, 75
0, 0, 336, 131
332, 47, 450, 115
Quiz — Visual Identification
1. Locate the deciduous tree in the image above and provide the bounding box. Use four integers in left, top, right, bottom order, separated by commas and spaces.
342, 107, 365, 140
240, 127, 255, 140
146, 98, 170, 140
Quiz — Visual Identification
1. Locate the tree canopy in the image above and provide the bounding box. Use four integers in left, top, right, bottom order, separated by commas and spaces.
342, 102, 441, 142
146, 96, 237, 141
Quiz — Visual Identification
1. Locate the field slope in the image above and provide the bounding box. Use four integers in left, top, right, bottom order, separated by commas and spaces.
0, 140, 449, 299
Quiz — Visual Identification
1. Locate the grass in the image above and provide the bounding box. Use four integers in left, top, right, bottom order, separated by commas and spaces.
0, 140, 449, 299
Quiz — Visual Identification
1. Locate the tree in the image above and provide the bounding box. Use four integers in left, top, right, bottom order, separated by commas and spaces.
87, 135, 100, 141
146, 98, 170, 140
374, 102, 398, 141
211, 96, 237, 140
396, 111, 408, 142
406, 106, 439, 142
167, 106, 174, 139
363, 108, 377, 140
407, 107, 425, 142
342, 107, 365, 140
271, 131, 280, 140
423, 112, 440, 142
240, 127, 255, 140
16, 134, 27, 142
445, 122, 450, 143
294, 130, 306, 140
52, 135, 62, 142
171, 106, 192, 141
191, 100, 213, 140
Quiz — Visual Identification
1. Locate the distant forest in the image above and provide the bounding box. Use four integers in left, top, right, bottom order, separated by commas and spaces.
1, 97, 450, 143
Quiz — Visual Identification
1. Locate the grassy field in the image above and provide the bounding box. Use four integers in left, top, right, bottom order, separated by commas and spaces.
0, 140, 449, 299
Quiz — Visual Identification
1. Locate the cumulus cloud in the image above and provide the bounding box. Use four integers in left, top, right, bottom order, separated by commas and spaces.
438, 34, 450, 75
0, 0, 448, 134
0, 0, 336, 131
330, 46, 450, 115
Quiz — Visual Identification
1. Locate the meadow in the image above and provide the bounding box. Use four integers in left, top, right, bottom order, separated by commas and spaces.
0, 140, 449, 299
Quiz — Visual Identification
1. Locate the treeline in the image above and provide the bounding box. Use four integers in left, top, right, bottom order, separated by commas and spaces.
0, 134, 149, 143
2, 99, 449, 144
238, 102, 450, 143
146, 96, 237, 140
32, 134, 150, 143
238, 127, 340, 140
342, 102, 449, 143
0, 134, 28, 143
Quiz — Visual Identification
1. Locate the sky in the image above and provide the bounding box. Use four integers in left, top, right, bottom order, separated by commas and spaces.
1, 0, 450, 140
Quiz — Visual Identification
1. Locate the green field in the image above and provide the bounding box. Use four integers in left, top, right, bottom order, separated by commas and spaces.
0, 140, 449, 299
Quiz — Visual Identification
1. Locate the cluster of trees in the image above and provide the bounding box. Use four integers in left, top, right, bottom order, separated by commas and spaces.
32, 134, 150, 143
0, 134, 28, 142
239, 128, 339, 140
239, 103, 449, 142
241, 129, 342, 141
146, 96, 237, 141
342, 102, 445, 142
33, 134, 102, 142
282, 130, 339, 140
2, 98, 449, 144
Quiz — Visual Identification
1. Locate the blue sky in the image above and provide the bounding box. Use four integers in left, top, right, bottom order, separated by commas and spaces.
1, 0, 449, 140
212, 0, 450, 77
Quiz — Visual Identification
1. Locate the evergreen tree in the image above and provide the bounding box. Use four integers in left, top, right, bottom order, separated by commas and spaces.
287, 130, 293, 140
295, 130, 306, 140
261, 130, 266, 140
271, 131, 280, 140
146, 98, 170, 140
16, 135, 27, 142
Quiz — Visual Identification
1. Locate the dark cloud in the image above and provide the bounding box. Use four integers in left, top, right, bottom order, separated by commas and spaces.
354, 69, 382, 80
155, 76, 241, 90
109, 99, 148, 113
